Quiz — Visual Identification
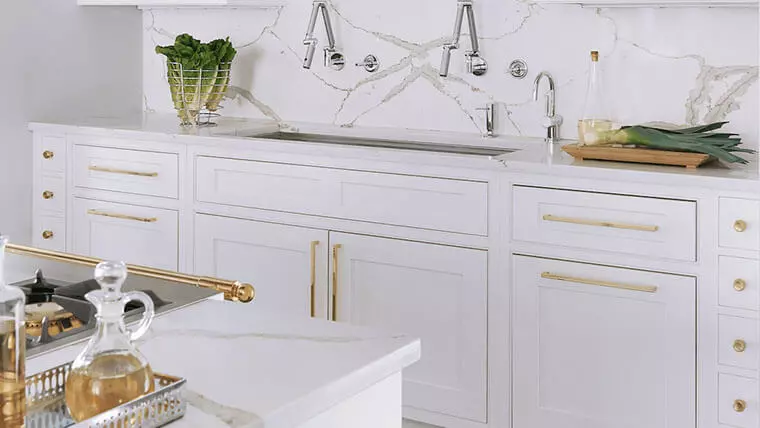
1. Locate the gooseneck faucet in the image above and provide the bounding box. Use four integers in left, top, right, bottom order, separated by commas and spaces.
303, 1, 342, 70
440, 1, 487, 77
533, 72, 563, 143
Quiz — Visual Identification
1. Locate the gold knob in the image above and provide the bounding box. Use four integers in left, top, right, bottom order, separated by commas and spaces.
734, 399, 747, 413
734, 279, 747, 292
734, 220, 747, 232
41, 230, 54, 240
42, 150, 54, 160
42, 190, 54, 200
733, 339, 747, 353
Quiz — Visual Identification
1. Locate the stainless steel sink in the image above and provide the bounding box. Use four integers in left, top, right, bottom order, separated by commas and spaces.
251, 132, 516, 157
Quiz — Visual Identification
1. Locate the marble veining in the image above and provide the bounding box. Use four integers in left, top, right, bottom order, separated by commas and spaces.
142, 2, 758, 146
184, 389, 264, 427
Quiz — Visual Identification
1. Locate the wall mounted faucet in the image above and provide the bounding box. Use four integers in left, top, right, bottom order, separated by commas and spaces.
533, 72, 563, 143
476, 102, 495, 137
302, 1, 344, 71
440, 1, 487, 77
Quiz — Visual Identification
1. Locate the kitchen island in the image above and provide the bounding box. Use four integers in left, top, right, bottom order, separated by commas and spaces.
27, 299, 421, 428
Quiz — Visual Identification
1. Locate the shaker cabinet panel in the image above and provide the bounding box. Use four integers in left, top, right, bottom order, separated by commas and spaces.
513, 255, 696, 428
719, 197, 760, 251
194, 214, 329, 318
71, 198, 178, 271
329, 232, 488, 422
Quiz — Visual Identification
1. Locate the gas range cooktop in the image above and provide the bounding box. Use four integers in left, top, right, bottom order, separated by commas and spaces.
12, 270, 171, 351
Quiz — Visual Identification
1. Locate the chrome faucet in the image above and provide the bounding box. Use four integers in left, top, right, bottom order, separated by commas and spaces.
440, 0, 487, 77
302, 1, 344, 70
533, 72, 563, 143
476, 103, 495, 137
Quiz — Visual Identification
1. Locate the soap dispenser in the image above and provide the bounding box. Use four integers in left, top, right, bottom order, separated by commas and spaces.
65, 261, 156, 422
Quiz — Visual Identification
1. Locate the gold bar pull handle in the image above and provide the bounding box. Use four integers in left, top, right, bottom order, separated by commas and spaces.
332, 244, 342, 322
87, 209, 158, 223
310, 240, 320, 318
88, 165, 159, 178
542, 214, 659, 232
541, 272, 658, 293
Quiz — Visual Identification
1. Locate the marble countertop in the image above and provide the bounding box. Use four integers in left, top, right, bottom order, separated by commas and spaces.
29, 113, 760, 191
27, 300, 421, 428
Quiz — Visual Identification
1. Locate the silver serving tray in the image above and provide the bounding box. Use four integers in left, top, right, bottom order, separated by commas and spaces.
25, 362, 187, 428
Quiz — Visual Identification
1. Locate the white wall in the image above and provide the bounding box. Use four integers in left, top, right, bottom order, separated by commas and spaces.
0, 1, 142, 244
143, 2, 758, 147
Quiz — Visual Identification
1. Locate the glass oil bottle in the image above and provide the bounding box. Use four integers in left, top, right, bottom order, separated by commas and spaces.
578, 50, 617, 145
0, 235, 26, 427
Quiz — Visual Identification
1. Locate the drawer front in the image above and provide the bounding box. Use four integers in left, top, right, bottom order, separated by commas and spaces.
36, 176, 66, 214
32, 215, 65, 251
719, 315, 759, 370
196, 157, 488, 235
513, 186, 697, 261
37, 135, 66, 174
719, 256, 759, 311
71, 198, 178, 271
720, 198, 760, 251
73, 145, 179, 199
719, 374, 758, 428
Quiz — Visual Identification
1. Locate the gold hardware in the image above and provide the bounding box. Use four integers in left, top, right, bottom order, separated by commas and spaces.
87, 209, 158, 223
42, 190, 54, 200
5, 244, 255, 303
332, 244, 342, 322
310, 240, 319, 317
734, 399, 747, 413
41, 230, 54, 240
734, 279, 747, 292
42, 150, 54, 159
88, 165, 159, 177
541, 272, 658, 293
733, 339, 747, 353
734, 220, 748, 232
542, 214, 659, 232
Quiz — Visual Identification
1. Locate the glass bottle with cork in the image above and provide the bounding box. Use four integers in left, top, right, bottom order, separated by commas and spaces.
578, 50, 617, 145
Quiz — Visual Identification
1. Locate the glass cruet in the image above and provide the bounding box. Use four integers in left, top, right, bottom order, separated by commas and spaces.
0, 235, 27, 427
65, 261, 156, 422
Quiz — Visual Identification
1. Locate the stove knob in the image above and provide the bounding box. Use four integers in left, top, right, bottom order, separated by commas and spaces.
42, 190, 54, 200
41, 230, 54, 240
42, 150, 54, 160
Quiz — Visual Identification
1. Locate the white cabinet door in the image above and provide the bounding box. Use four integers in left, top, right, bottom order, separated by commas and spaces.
194, 214, 329, 318
513, 255, 696, 428
71, 198, 178, 270
329, 232, 488, 422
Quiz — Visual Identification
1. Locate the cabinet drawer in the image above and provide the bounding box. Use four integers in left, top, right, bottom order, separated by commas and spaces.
32, 215, 65, 252
196, 157, 488, 236
73, 145, 179, 199
720, 198, 760, 251
37, 135, 66, 174
719, 315, 759, 370
719, 374, 758, 428
513, 186, 696, 261
719, 256, 759, 311
36, 176, 65, 213
71, 198, 178, 271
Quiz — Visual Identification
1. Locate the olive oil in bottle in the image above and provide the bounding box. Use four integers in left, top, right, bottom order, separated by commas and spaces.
578, 50, 617, 145
0, 236, 26, 427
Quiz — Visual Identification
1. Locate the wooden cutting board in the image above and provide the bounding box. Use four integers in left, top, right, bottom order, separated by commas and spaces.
562, 143, 715, 169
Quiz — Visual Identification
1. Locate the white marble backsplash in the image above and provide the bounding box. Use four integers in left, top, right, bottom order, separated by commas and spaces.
142, 2, 759, 147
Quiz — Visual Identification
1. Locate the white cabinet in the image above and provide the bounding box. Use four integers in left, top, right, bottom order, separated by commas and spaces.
194, 214, 329, 318
71, 198, 179, 270
329, 232, 488, 422
512, 255, 696, 428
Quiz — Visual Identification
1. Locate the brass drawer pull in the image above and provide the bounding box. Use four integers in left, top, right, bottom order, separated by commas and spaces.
87, 209, 157, 223
42, 191, 54, 200
41, 230, 54, 240
88, 165, 159, 178
542, 214, 659, 232
733, 339, 747, 353
734, 399, 747, 413
332, 244, 342, 322
734, 220, 748, 232
310, 241, 320, 318
42, 150, 54, 159
734, 279, 747, 292
541, 272, 658, 293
